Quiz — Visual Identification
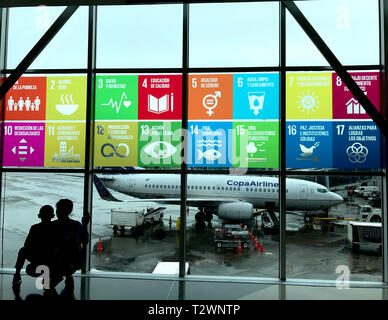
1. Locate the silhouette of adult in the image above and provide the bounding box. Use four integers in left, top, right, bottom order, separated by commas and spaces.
49, 199, 89, 290
13, 205, 55, 287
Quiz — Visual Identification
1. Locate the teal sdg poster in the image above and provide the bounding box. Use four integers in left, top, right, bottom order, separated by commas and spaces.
233, 73, 279, 120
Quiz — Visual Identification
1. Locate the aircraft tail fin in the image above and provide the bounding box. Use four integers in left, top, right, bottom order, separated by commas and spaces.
93, 175, 122, 202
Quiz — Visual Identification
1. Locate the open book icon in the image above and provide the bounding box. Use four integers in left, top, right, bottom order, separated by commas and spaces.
148, 93, 173, 114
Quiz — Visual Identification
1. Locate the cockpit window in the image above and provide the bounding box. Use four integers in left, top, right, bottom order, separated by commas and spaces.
317, 188, 328, 193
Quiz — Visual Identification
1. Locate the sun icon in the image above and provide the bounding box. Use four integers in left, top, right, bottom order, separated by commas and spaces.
296, 90, 320, 115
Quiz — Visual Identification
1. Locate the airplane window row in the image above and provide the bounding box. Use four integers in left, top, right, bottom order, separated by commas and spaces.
143, 184, 243, 191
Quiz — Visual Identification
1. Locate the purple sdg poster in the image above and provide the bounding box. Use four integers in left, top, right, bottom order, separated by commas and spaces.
3, 122, 45, 167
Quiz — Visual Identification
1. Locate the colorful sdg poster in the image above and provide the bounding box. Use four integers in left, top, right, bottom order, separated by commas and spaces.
286, 72, 332, 120
44, 122, 85, 167
332, 121, 381, 169
94, 121, 138, 167
95, 75, 138, 120
46, 76, 87, 121
233, 121, 279, 168
286, 121, 333, 168
2, 122, 45, 167
138, 121, 182, 167
188, 121, 233, 167
233, 73, 279, 120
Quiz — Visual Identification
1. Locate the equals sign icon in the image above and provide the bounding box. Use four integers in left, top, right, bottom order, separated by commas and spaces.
12, 138, 35, 162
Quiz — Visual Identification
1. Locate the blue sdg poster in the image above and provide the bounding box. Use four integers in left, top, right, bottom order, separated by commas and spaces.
286, 121, 333, 168
187, 121, 232, 167
233, 73, 279, 120
332, 121, 381, 169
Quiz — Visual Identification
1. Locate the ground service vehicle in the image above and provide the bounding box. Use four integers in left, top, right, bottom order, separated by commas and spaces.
214, 224, 250, 249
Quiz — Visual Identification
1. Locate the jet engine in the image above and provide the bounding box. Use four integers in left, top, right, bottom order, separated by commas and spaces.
217, 202, 253, 221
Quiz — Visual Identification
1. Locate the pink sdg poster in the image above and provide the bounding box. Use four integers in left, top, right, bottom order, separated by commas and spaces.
3, 122, 45, 167
332, 72, 380, 119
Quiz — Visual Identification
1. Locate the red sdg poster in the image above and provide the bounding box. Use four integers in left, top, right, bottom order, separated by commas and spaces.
138, 75, 182, 120
5, 77, 47, 121
332, 72, 380, 119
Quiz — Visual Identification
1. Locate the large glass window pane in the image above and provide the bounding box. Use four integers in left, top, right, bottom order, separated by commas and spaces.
0, 172, 85, 268
91, 171, 181, 274
287, 0, 379, 66
7, 6, 88, 69
96, 5, 183, 69
189, 2, 279, 68
286, 174, 383, 282
184, 173, 279, 278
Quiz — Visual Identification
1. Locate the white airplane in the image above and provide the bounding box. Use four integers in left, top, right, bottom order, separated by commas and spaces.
94, 173, 344, 223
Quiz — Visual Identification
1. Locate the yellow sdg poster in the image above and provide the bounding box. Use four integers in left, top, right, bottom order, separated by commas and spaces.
44, 122, 85, 167
94, 121, 138, 167
46, 76, 87, 121
286, 72, 332, 119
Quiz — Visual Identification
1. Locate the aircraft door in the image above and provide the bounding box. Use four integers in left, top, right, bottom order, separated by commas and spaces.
300, 184, 308, 200
129, 179, 136, 194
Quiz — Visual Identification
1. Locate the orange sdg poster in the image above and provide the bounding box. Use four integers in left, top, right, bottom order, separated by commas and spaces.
188, 74, 233, 120
5, 77, 47, 121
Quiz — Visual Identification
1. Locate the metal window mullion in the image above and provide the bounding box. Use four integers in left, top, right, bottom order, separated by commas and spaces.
179, 3, 189, 279
279, 1, 287, 282
82, 5, 97, 274
0, 6, 8, 271
379, 0, 388, 284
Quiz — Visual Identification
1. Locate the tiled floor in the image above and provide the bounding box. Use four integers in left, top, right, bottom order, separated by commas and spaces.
1, 272, 388, 300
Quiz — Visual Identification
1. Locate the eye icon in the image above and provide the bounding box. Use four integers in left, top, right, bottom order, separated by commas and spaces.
143, 141, 178, 159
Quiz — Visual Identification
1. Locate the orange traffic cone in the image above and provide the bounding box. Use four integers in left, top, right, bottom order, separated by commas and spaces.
237, 240, 242, 252
254, 238, 259, 250
260, 241, 264, 253
97, 238, 103, 252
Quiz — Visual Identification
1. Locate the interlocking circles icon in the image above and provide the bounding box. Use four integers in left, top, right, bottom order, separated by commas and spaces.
346, 142, 368, 164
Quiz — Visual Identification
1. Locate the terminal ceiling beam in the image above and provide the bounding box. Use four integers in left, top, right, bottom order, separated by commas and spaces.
0, 6, 78, 101
283, 0, 388, 137
0, 0, 267, 7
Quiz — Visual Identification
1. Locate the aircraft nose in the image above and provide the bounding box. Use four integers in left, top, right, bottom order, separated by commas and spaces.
332, 192, 344, 205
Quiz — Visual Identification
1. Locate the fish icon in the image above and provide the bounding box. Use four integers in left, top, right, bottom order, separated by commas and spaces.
144, 141, 177, 159
197, 149, 222, 161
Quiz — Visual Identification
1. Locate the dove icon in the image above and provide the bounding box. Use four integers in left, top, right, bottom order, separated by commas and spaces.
299, 142, 319, 157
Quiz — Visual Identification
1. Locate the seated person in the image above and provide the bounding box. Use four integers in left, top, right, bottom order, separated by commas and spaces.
49, 199, 89, 289
13, 205, 55, 287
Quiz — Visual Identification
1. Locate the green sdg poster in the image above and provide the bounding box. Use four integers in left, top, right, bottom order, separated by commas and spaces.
94, 121, 138, 167
138, 121, 182, 167
233, 121, 279, 168
95, 75, 138, 120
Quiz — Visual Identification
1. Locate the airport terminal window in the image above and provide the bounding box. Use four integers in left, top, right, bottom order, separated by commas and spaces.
189, 2, 279, 68
0, 1, 386, 285
7, 6, 88, 69
286, 175, 383, 282
96, 5, 183, 68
